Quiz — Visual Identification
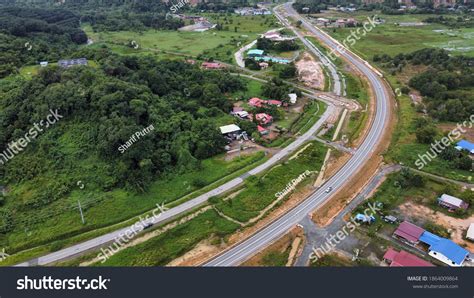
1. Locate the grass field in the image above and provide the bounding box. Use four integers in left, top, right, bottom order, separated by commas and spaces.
215, 141, 327, 222
82, 13, 277, 61
1, 149, 266, 254
98, 209, 239, 266
317, 12, 474, 58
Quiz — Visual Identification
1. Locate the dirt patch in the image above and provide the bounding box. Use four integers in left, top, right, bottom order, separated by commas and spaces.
242, 228, 303, 266
167, 238, 223, 266
295, 52, 325, 90
397, 201, 474, 251
437, 123, 474, 143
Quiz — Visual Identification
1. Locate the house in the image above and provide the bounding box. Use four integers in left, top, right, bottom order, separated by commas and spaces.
219, 124, 241, 139
39, 61, 48, 67
58, 58, 87, 68
383, 215, 398, 224
255, 113, 273, 126
257, 125, 269, 135
288, 93, 297, 104
467, 223, 474, 241
383, 248, 434, 267
248, 97, 266, 107
393, 221, 425, 245
247, 49, 264, 58
201, 62, 223, 70
455, 140, 474, 154
258, 62, 269, 69
437, 194, 469, 211
419, 231, 470, 267
235, 111, 249, 119
267, 100, 282, 107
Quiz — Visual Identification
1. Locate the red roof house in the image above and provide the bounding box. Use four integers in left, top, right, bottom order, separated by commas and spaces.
202, 62, 223, 69
383, 248, 434, 267
255, 113, 273, 126
248, 97, 267, 107
393, 221, 425, 245
267, 99, 282, 107
257, 125, 268, 135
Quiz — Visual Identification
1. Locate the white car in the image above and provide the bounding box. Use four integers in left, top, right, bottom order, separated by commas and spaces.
325, 187, 333, 193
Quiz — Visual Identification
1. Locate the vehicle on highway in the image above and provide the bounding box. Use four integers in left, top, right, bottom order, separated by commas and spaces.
325, 186, 333, 193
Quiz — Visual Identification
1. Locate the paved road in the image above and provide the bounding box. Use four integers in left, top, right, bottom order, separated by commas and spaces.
204, 2, 391, 266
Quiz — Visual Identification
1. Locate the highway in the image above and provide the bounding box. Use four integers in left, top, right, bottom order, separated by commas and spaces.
204, 2, 391, 266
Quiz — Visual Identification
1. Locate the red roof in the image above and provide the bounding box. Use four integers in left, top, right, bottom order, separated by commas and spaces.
383, 248, 434, 267
257, 125, 267, 132
248, 97, 266, 107
202, 62, 222, 69
394, 221, 425, 243
268, 99, 282, 106
255, 113, 273, 125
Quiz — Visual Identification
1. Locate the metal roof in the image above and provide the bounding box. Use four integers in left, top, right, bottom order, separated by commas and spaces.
420, 231, 469, 265
467, 223, 474, 240
456, 140, 474, 153
220, 124, 241, 134
438, 194, 466, 208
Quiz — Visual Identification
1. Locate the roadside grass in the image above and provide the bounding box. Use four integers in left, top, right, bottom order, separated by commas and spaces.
310, 253, 354, 267
261, 248, 291, 266
214, 141, 327, 222
290, 100, 325, 134
1, 147, 266, 254
97, 209, 239, 266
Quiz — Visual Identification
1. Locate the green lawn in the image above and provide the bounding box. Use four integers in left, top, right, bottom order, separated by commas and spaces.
214, 141, 327, 222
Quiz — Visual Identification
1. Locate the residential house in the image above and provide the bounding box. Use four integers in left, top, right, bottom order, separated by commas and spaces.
467, 223, 474, 241
257, 125, 269, 135
201, 62, 224, 70
437, 194, 469, 211
383, 248, 434, 267
248, 97, 266, 107
288, 93, 297, 104
255, 113, 273, 126
219, 124, 241, 140
419, 231, 470, 267
393, 221, 425, 245
455, 140, 474, 154
247, 49, 265, 59
267, 100, 282, 107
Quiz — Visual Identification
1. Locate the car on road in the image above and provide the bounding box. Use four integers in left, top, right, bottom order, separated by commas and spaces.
325, 186, 333, 193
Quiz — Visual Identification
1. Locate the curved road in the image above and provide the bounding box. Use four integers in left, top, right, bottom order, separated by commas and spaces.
204, 2, 391, 266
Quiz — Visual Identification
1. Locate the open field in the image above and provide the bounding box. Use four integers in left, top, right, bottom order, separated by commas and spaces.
215, 141, 327, 222
315, 11, 474, 58
82, 14, 277, 61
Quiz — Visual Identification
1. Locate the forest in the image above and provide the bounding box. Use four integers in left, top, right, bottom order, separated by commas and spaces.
374, 48, 474, 122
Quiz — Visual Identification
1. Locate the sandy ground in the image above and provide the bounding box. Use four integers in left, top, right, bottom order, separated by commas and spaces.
397, 201, 474, 251
167, 238, 223, 266
295, 52, 325, 90
242, 228, 303, 266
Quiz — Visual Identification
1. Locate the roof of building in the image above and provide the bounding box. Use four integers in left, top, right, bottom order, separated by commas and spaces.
467, 223, 474, 240
248, 97, 266, 107
383, 248, 434, 267
438, 194, 467, 208
248, 49, 264, 56
220, 124, 241, 134
420, 231, 469, 265
202, 62, 222, 69
456, 140, 474, 153
394, 221, 425, 243
267, 100, 282, 106
58, 58, 87, 67
257, 125, 267, 132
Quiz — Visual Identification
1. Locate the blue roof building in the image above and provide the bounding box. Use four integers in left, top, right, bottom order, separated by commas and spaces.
455, 140, 474, 154
420, 231, 469, 266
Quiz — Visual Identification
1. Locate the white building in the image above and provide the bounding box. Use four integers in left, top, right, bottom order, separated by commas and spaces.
288, 93, 297, 104
467, 223, 474, 241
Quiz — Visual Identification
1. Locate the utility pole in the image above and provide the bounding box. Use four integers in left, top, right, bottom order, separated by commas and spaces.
77, 200, 85, 224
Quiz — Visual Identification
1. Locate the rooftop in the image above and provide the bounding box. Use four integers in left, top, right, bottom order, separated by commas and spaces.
220, 124, 241, 134
383, 248, 434, 267
455, 140, 474, 153
394, 221, 425, 243
438, 194, 468, 208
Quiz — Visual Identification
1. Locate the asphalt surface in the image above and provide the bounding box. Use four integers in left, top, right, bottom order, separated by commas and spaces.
204, 2, 391, 266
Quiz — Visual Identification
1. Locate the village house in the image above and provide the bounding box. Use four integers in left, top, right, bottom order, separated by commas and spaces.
437, 194, 469, 211
383, 248, 434, 267
257, 125, 269, 135
255, 113, 273, 126
201, 62, 224, 70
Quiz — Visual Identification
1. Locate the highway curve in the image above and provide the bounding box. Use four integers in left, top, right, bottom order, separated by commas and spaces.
204, 2, 392, 266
